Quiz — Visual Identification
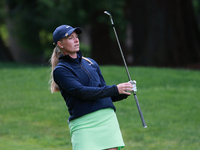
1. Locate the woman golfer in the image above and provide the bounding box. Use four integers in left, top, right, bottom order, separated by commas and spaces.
49, 25, 134, 150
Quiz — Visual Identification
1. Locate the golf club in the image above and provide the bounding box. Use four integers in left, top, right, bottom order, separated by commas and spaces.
104, 11, 147, 128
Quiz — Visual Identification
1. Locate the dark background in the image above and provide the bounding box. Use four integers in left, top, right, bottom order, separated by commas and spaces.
0, 0, 200, 68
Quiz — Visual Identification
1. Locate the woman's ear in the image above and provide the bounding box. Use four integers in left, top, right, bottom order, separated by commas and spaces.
57, 41, 63, 49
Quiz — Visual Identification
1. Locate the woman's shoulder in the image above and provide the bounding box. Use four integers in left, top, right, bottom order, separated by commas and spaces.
82, 57, 99, 66
53, 61, 71, 73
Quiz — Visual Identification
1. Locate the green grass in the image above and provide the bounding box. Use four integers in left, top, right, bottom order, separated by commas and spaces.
0, 62, 199, 150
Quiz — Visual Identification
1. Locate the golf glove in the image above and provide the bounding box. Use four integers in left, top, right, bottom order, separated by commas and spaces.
128, 80, 137, 92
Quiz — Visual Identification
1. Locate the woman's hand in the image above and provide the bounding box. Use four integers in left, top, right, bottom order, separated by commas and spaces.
117, 82, 133, 95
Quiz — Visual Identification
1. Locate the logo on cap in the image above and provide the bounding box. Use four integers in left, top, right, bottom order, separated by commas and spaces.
65, 33, 68, 36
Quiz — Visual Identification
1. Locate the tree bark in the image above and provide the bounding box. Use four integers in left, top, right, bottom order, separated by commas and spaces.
128, 0, 200, 67
6, 20, 44, 63
0, 36, 13, 61
5, 0, 44, 64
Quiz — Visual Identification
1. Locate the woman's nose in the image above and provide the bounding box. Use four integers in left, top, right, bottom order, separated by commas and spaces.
74, 38, 79, 43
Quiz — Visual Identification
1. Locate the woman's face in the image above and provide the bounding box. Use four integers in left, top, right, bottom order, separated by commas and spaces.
59, 32, 80, 57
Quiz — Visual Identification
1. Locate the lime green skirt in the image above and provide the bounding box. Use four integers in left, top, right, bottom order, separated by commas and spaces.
69, 108, 125, 150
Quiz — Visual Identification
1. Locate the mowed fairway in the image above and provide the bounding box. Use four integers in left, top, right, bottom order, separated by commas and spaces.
0, 63, 199, 150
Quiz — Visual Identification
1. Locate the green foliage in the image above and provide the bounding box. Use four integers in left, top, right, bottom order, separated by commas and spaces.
0, 24, 8, 46
192, 0, 200, 14
5, 0, 43, 54
80, 42, 91, 57
1, 0, 200, 64
0, 63, 199, 149
0, 0, 126, 59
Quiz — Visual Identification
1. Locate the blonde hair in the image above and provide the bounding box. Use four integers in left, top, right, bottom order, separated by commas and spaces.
82, 57, 93, 65
49, 45, 63, 93
49, 46, 93, 93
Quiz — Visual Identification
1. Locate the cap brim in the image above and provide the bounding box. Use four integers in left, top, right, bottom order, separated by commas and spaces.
74, 27, 82, 34
68, 27, 82, 36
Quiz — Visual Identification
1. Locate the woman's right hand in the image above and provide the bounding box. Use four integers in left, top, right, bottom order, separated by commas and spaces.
117, 82, 133, 95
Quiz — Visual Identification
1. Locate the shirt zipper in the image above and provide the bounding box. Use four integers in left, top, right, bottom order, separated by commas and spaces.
79, 64, 92, 79
71, 58, 92, 79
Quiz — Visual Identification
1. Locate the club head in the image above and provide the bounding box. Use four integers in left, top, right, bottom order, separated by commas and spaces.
104, 11, 114, 25
104, 11, 112, 17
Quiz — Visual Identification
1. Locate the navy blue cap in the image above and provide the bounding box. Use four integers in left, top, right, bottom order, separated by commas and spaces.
53, 25, 82, 45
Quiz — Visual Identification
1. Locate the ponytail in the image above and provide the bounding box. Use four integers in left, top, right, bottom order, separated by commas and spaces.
49, 45, 63, 93
82, 56, 93, 65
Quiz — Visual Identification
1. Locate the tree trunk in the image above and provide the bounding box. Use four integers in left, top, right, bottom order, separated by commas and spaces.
0, 36, 13, 61
128, 0, 200, 67
6, 21, 44, 63
5, 0, 44, 64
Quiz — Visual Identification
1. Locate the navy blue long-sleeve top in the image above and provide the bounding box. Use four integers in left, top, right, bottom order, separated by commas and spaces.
53, 51, 128, 121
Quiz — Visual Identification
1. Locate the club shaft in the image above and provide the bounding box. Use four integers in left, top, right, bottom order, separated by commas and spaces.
112, 25, 147, 128
112, 26, 132, 81
134, 93, 147, 128
105, 11, 147, 128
